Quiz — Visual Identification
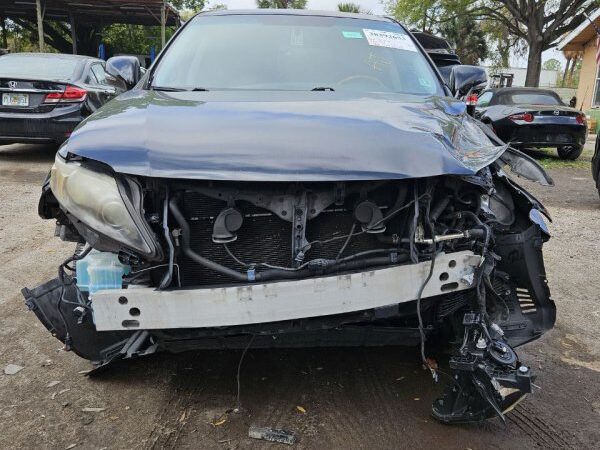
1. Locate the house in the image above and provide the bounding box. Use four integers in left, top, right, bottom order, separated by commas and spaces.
558, 9, 600, 111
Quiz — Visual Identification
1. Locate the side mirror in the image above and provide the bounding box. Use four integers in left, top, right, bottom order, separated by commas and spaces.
106, 56, 141, 90
449, 65, 487, 98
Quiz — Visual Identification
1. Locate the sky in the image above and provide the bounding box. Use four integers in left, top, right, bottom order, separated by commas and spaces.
209, 0, 566, 70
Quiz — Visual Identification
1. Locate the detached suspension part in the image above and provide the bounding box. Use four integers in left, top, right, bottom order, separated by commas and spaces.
432, 313, 533, 423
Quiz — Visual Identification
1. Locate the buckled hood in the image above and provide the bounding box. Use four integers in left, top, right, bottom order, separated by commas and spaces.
61, 89, 505, 181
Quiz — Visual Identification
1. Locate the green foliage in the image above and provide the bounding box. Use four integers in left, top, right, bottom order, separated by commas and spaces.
102, 24, 177, 55
439, 15, 488, 65
170, 0, 206, 12
1, 20, 35, 52
387, 0, 594, 86
388, 0, 487, 64
536, 150, 590, 170
543, 58, 562, 72
256, 0, 307, 8
387, 0, 453, 31
337, 3, 362, 13
481, 16, 525, 70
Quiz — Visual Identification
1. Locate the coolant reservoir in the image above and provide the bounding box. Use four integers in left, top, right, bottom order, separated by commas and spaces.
76, 250, 130, 294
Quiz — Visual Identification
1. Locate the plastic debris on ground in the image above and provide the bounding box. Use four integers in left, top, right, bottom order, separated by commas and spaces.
248, 426, 297, 445
4, 364, 24, 375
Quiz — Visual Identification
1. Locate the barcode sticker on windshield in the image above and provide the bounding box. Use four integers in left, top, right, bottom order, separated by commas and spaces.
362, 29, 417, 52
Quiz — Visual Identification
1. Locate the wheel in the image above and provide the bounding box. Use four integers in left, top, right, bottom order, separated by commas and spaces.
557, 145, 583, 160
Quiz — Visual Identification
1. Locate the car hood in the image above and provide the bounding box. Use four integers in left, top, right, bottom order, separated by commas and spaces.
62, 90, 505, 181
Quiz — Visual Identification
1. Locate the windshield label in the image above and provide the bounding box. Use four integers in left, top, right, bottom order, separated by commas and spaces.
342, 31, 363, 39
363, 29, 417, 52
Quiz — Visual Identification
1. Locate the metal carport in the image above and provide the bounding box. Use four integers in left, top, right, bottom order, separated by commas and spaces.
0, 0, 180, 53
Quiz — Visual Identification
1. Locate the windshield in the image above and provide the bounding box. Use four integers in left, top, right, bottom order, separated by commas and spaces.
151, 14, 442, 95
0, 55, 79, 80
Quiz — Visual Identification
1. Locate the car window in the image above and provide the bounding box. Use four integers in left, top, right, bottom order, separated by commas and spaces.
0, 55, 79, 80
152, 14, 443, 96
86, 70, 98, 84
91, 64, 108, 85
498, 91, 562, 105
477, 91, 493, 107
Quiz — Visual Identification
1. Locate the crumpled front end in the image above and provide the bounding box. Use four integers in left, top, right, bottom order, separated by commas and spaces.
26, 150, 555, 423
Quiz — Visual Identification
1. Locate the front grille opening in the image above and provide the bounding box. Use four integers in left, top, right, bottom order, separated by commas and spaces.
176, 183, 402, 287
180, 193, 292, 286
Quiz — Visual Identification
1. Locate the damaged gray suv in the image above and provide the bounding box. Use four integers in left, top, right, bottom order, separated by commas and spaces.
24, 10, 555, 423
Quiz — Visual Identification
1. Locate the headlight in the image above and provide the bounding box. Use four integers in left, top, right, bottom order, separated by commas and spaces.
50, 155, 152, 255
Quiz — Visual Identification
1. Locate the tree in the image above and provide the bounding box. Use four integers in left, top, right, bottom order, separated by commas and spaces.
256, 0, 307, 8
481, 16, 526, 70
542, 58, 562, 72
388, 0, 596, 87
12, 17, 102, 55
439, 15, 488, 65
170, 0, 206, 12
338, 3, 363, 13
388, 0, 448, 32
102, 24, 178, 56
467, 1, 595, 87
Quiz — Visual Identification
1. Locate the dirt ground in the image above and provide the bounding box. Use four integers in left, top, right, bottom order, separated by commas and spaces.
1, 141, 599, 450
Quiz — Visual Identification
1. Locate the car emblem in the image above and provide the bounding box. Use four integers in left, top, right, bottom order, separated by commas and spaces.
8, 81, 17, 89
553, 110, 560, 116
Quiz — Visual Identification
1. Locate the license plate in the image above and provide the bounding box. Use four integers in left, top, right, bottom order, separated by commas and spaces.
2, 93, 29, 107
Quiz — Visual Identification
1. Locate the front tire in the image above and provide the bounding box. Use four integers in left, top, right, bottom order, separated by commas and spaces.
557, 145, 583, 160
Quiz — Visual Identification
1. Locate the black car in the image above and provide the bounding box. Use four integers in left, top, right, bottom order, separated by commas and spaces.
0, 53, 136, 145
411, 31, 461, 85
474, 87, 587, 160
24, 10, 555, 424
411, 31, 486, 116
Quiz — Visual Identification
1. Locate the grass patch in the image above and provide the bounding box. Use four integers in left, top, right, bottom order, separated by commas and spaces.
525, 147, 591, 170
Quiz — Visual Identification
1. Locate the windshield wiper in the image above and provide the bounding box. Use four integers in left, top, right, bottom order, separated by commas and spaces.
312, 87, 335, 91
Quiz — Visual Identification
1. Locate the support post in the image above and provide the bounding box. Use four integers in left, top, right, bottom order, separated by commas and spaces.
567, 55, 578, 86
161, 0, 166, 49
0, 17, 7, 49
561, 57, 571, 88
36, 0, 44, 52
69, 14, 77, 54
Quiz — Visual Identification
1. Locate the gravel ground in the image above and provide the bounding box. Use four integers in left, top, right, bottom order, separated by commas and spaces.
0, 142, 599, 450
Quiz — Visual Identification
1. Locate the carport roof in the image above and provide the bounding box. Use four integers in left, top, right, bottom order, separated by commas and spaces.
0, 0, 180, 26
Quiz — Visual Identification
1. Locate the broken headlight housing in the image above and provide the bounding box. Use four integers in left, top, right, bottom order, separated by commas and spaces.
50, 154, 153, 256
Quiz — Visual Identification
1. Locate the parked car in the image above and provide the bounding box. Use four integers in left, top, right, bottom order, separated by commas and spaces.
0, 53, 139, 145
411, 31, 461, 85
411, 31, 486, 115
474, 87, 587, 160
24, 10, 555, 424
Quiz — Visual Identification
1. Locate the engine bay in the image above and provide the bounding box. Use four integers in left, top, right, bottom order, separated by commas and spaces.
27, 162, 556, 423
